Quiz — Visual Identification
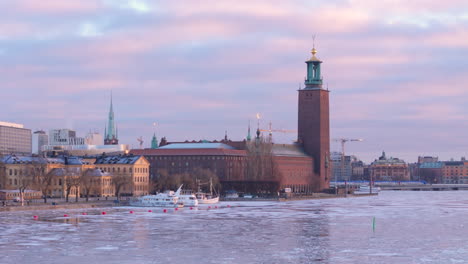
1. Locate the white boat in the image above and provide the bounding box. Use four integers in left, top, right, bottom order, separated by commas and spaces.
178, 193, 199, 207
354, 185, 380, 195
195, 193, 219, 204
129, 185, 183, 207
196, 178, 219, 204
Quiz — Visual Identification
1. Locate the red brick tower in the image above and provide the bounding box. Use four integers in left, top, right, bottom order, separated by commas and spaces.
297, 46, 330, 191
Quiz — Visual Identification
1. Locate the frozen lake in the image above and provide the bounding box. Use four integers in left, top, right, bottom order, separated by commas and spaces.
2, 191, 468, 263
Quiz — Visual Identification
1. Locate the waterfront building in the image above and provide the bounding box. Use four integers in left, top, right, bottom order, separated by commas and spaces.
83, 168, 114, 197
94, 155, 149, 196
32, 130, 48, 155
0, 155, 93, 199
441, 160, 468, 184
419, 162, 443, 183
131, 47, 331, 193
0, 121, 32, 156
370, 151, 410, 181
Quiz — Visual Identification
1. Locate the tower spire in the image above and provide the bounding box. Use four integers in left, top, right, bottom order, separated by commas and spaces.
304, 37, 323, 88
247, 120, 251, 141
104, 91, 118, 145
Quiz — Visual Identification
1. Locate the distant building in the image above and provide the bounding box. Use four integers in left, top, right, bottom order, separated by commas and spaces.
441, 161, 468, 184
419, 162, 443, 183
43, 129, 128, 156
49, 129, 85, 146
331, 152, 352, 182
418, 156, 439, 163
32, 130, 48, 155
351, 160, 369, 181
370, 151, 410, 181
0, 121, 31, 156
85, 131, 103, 145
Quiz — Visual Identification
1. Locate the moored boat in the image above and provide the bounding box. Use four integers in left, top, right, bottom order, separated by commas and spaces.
196, 178, 219, 204
129, 185, 184, 207
178, 193, 199, 207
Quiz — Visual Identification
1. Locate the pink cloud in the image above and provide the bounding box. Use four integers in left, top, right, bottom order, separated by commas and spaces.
10, 0, 102, 14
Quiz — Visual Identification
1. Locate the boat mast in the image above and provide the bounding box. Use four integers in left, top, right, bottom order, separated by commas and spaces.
210, 178, 213, 196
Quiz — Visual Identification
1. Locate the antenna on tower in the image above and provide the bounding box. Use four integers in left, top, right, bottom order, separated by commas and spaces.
312, 34, 316, 49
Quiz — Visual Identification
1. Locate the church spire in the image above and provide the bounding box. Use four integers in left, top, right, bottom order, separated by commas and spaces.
151, 133, 158, 149
246, 120, 252, 141
104, 91, 118, 145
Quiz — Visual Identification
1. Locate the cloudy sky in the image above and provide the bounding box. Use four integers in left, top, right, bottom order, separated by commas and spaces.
1, 0, 467, 163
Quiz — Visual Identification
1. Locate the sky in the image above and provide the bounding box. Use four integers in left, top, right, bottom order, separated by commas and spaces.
1, 0, 467, 163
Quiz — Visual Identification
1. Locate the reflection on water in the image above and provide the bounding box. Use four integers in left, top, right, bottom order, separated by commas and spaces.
1, 191, 468, 263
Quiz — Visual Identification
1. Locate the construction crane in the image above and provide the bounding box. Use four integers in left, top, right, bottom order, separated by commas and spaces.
332, 138, 363, 195
259, 121, 296, 142
137, 136, 144, 149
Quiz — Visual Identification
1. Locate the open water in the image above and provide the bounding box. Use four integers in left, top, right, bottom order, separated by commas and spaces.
1, 191, 468, 263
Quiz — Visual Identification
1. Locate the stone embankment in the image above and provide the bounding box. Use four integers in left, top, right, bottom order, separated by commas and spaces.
0, 200, 129, 212
222, 192, 377, 202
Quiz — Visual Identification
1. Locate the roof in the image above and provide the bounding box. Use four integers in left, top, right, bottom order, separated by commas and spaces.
271, 144, 310, 158
160, 143, 235, 150
85, 168, 111, 177
444, 161, 464, 166
94, 155, 143, 165
48, 167, 81, 176
0, 155, 65, 165
420, 162, 443, 169
131, 148, 247, 157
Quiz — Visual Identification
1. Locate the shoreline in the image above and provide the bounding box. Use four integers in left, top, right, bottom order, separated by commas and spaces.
0, 193, 378, 212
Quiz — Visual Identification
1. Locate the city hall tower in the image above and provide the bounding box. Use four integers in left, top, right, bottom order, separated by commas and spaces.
297, 47, 330, 190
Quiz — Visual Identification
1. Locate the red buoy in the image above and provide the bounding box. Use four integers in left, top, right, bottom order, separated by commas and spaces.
129, 211, 134, 214
208, 206, 211, 209
163, 209, 167, 213
215, 206, 218, 209
175, 208, 179, 211
148, 210, 152, 213
63, 214, 69, 217
101, 212, 106, 215
82, 212, 87, 215
227, 205, 231, 207
33, 215, 38, 219
190, 207, 193, 210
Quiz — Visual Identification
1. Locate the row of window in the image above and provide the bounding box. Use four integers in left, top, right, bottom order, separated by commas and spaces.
98, 167, 149, 174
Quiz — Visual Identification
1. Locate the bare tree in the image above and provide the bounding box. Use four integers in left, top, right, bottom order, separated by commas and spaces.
80, 169, 97, 202
17, 161, 45, 206
37, 168, 56, 204
245, 137, 281, 193
64, 169, 81, 202
113, 174, 129, 199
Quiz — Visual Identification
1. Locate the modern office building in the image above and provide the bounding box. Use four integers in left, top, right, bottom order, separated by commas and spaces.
49, 129, 84, 146
331, 152, 353, 182
0, 121, 31, 156
32, 130, 48, 155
